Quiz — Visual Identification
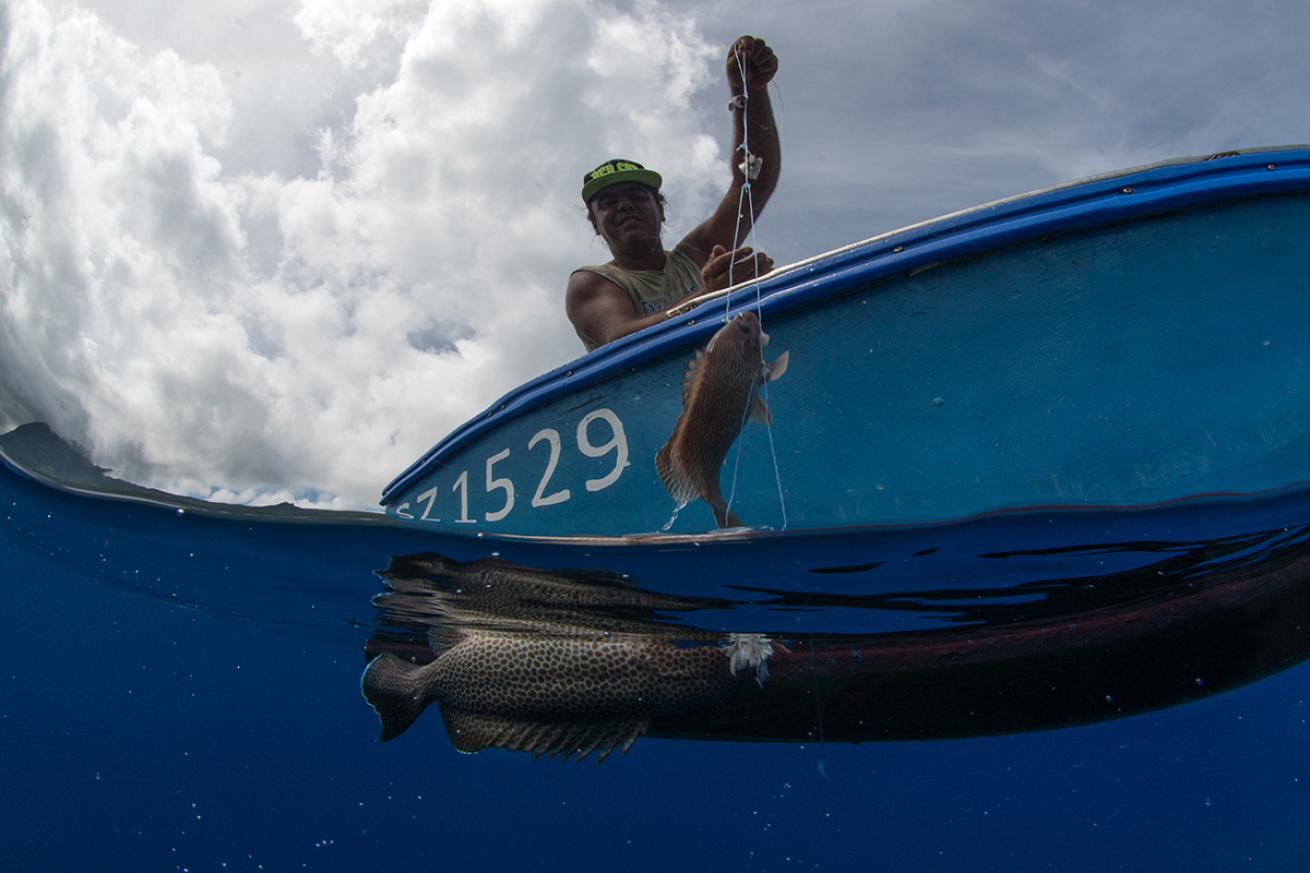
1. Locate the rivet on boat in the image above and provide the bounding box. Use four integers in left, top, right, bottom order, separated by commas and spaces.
893, 245, 904, 253
1268, 164, 1277, 170
1121, 186, 1134, 194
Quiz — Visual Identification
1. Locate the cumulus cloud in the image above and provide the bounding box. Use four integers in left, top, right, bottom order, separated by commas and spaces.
1, 0, 725, 508
293, 0, 427, 70
4, 0, 1308, 509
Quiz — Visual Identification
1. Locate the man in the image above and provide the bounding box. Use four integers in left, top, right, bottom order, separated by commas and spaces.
566, 35, 781, 352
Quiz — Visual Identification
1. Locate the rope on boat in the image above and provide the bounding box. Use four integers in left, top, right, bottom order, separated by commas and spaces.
723, 46, 789, 532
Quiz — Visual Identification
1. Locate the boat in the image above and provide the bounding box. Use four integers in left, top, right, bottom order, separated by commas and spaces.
383, 146, 1310, 539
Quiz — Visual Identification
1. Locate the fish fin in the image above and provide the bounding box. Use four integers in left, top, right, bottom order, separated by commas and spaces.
681, 350, 707, 407
766, 349, 789, 382
439, 708, 498, 754
749, 394, 772, 425
655, 442, 697, 504
440, 709, 648, 762
360, 653, 433, 741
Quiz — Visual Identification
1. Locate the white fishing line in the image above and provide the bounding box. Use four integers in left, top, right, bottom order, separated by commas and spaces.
729, 53, 756, 291
722, 46, 788, 530
760, 380, 788, 530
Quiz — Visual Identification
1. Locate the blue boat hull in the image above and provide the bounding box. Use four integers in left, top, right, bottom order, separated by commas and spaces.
383, 148, 1310, 538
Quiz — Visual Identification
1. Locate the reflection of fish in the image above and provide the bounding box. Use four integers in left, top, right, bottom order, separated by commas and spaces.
655, 311, 788, 527
376, 553, 732, 635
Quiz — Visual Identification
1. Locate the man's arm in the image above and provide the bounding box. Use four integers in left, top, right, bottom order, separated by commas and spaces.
566, 270, 699, 349
677, 36, 781, 267
567, 247, 779, 349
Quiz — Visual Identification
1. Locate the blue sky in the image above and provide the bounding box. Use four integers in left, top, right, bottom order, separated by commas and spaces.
3, 0, 1308, 508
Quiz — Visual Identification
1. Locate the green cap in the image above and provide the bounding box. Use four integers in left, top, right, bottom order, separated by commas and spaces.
581, 158, 662, 203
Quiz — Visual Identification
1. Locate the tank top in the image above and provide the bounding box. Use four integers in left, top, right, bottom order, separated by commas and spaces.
573, 249, 704, 351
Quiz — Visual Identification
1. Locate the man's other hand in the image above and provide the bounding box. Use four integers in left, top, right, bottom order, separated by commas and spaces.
700, 245, 775, 292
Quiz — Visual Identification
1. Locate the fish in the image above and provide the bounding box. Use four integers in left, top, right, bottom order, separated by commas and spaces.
360, 554, 780, 761
655, 311, 788, 527
362, 628, 729, 761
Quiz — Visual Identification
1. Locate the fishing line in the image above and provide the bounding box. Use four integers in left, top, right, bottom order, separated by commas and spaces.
725, 46, 752, 320
723, 45, 789, 531
725, 52, 810, 762
759, 77, 790, 529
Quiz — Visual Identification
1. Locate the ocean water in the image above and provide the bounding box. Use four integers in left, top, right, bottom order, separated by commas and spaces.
3, 452, 1310, 873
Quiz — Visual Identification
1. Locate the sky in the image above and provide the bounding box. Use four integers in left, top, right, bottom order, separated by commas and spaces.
2, 0, 1308, 510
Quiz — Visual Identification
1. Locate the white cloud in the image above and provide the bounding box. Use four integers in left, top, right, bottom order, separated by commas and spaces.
293, 0, 427, 69
1, 0, 727, 509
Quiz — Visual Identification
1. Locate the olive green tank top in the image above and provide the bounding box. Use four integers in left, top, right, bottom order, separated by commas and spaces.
573, 249, 704, 351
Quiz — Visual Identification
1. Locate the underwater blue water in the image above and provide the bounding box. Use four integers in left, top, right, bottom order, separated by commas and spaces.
3, 457, 1310, 873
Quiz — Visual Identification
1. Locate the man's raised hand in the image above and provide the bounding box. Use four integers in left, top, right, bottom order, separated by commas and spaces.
727, 36, 778, 93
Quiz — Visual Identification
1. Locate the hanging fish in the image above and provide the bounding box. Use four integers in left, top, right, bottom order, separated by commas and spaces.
655, 311, 788, 527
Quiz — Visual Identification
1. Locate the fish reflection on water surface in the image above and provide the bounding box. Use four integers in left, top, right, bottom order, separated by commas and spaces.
361, 516, 1310, 761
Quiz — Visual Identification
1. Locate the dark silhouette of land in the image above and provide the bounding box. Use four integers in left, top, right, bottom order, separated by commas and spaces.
0, 421, 386, 523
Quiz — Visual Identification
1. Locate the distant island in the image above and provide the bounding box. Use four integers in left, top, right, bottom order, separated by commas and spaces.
1, 421, 138, 491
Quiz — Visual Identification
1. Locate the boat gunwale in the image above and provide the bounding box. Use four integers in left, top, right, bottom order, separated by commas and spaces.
381, 145, 1310, 506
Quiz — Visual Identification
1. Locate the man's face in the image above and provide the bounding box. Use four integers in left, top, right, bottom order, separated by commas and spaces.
588, 182, 663, 248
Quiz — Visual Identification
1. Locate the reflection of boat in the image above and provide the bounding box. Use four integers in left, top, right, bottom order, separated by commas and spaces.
361, 509, 1310, 758
382, 147, 1310, 537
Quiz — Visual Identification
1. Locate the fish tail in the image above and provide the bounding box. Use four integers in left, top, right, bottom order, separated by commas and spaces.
360, 652, 432, 741
655, 442, 674, 493
655, 441, 696, 505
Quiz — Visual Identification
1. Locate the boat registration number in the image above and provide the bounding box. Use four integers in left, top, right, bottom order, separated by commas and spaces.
391, 408, 629, 524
